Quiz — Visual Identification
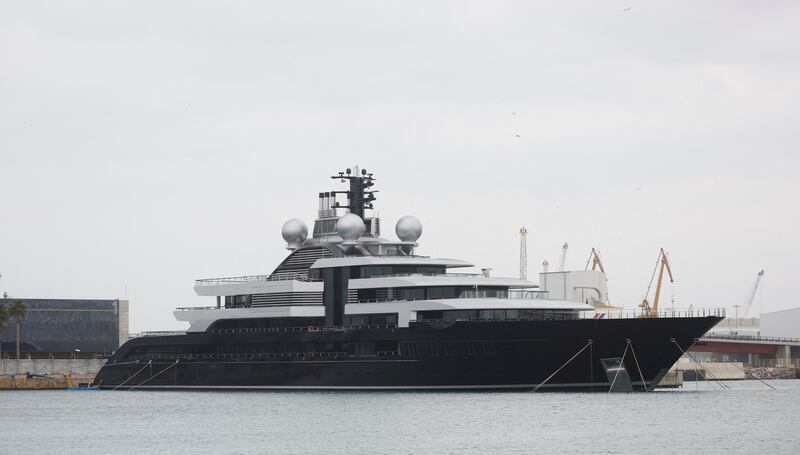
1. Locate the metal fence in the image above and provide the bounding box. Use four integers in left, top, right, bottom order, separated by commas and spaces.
703, 333, 800, 344
747, 358, 800, 368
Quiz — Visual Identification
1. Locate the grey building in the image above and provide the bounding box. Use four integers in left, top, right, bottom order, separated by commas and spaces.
0, 298, 128, 358
761, 307, 800, 339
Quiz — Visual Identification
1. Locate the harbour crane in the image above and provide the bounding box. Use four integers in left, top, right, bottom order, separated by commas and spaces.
639, 248, 674, 317
742, 270, 765, 319
559, 243, 568, 272
584, 248, 606, 273
584, 248, 612, 306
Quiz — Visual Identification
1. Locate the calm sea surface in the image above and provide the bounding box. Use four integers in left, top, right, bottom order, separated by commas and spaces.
2, 380, 799, 454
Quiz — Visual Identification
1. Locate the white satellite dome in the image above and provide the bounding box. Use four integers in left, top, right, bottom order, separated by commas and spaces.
336, 213, 365, 245
395, 215, 422, 242
281, 218, 308, 250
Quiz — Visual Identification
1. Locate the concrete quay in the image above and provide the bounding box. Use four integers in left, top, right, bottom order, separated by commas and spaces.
1, 358, 106, 376
0, 374, 95, 390
657, 370, 683, 388
671, 360, 746, 381
670, 359, 800, 381
0, 358, 104, 390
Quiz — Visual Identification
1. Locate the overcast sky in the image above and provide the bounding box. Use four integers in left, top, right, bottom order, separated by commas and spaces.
1, 1, 798, 331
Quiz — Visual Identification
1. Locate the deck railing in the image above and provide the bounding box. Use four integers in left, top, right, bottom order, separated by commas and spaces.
127, 350, 401, 362
195, 275, 269, 286
355, 290, 549, 304
368, 272, 485, 279
197, 271, 532, 286
581, 308, 726, 319
134, 331, 186, 337
195, 272, 314, 287
416, 308, 727, 324
209, 324, 397, 336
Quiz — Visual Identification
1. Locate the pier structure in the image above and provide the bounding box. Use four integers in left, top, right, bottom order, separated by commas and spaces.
691, 334, 800, 368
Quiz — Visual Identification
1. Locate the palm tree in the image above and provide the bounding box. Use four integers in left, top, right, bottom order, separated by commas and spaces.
9, 300, 26, 363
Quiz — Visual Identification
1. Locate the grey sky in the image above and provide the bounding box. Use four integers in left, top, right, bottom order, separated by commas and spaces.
1, 1, 798, 331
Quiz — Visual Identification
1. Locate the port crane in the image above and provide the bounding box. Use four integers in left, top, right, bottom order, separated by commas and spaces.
639, 248, 673, 317
584, 248, 606, 273
742, 270, 765, 318
585, 247, 611, 305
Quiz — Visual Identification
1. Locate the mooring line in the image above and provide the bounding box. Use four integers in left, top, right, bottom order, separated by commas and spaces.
608, 342, 630, 393
670, 338, 731, 390
627, 339, 648, 392
111, 360, 151, 391
128, 360, 179, 391
534, 341, 592, 392
589, 339, 594, 388
671, 338, 728, 389
723, 358, 777, 390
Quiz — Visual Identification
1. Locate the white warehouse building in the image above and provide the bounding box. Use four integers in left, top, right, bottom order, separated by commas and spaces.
760, 307, 800, 339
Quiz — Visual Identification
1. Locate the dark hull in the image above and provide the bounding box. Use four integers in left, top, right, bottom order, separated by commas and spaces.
95, 316, 721, 392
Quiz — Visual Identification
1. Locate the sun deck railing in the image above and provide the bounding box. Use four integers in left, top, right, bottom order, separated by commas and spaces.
368, 272, 485, 279
195, 272, 313, 287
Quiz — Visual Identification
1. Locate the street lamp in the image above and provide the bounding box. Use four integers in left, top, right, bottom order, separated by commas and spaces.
72, 349, 81, 374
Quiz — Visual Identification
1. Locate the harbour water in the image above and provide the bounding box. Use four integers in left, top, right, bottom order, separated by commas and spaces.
2, 380, 798, 454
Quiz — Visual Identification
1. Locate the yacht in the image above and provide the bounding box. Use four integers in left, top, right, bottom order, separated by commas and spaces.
94, 167, 723, 391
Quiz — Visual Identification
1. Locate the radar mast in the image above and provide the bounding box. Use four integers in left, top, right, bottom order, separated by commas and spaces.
331, 167, 377, 220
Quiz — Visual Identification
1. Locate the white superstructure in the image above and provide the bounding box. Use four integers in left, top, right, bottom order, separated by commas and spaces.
176, 167, 595, 333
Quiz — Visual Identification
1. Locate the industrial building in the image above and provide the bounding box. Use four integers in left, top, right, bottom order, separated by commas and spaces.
707, 317, 760, 337
705, 307, 800, 340
0, 298, 128, 358
691, 307, 800, 368
760, 307, 800, 339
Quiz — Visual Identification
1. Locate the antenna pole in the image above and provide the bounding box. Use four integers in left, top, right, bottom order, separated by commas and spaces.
519, 227, 528, 280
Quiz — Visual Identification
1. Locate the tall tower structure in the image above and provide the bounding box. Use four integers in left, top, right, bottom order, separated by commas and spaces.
559, 242, 569, 272
519, 226, 528, 280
